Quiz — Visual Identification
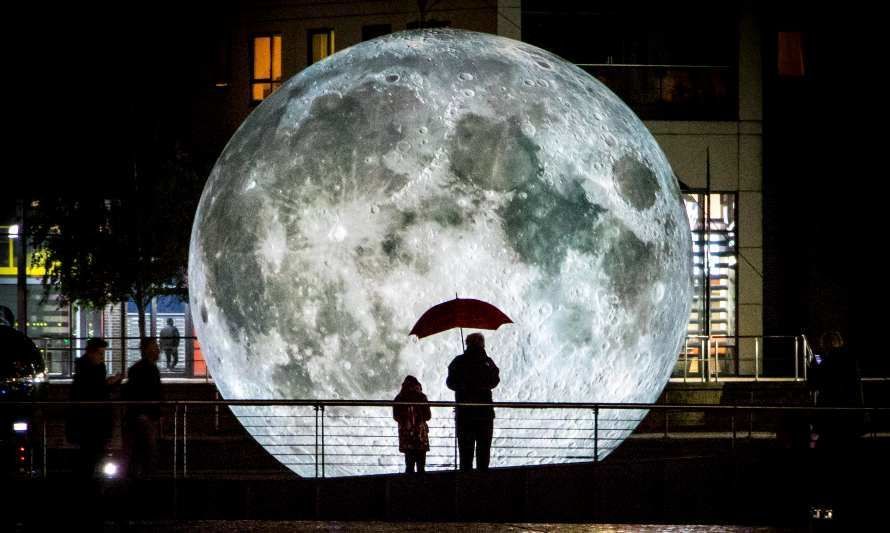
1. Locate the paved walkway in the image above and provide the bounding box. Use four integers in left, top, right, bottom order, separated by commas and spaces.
117, 522, 800, 532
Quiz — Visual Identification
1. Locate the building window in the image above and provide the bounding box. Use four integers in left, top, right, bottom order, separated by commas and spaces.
778, 32, 805, 77
212, 35, 232, 88
251, 34, 282, 103
677, 192, 738, 377
362, 24, 392, 41
521, 3, 737, 120
0, 225, 17, 275
308, 29, 335, 65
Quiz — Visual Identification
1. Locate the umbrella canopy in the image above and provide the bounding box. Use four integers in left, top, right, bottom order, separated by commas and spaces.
409, 298, 513, 339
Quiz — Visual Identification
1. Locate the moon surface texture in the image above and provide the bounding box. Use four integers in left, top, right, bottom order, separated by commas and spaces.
189, 29, 692, 477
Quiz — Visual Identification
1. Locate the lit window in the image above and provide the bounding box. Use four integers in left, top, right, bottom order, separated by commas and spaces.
308, 29, 335, 64
680, 192, 738, 374
778, 32, 805, 78
251, 34, 282, 103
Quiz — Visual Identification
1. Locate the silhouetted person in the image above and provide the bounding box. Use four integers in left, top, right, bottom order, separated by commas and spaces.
809, 331, 863, 450
159, 318, 180, 370
393, 375, 431, 474
446, 332, 500, 471
69, 337, 122, 478
0, 306, 46, 478
124, 337, 162, 478
0, 305, 44, 379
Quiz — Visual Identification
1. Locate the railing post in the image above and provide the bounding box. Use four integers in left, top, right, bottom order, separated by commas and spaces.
173, 402, 179, 479
214, 391, 220, 432
593, 406, 599, 462
731, 406, 736, 451
794, 336, 800, 381
714, 338, 720, 382
68, 339, 75, 378
42, 418, 47, 479
68, 327, 75, 377
320, 404, 325, 478
453, 407, 458, 471
754, 337, 760, 381
748, 391, 754, 438
683, 338, 689, 383
314, 404, 319, 479
802, 335, 809, 381
183, 404, 188, 478
700, 338, 706, 383
172, 405, 178, 521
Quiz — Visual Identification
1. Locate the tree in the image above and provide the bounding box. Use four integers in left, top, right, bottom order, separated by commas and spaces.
21, 1, 215, 339
28, 142, 204, 338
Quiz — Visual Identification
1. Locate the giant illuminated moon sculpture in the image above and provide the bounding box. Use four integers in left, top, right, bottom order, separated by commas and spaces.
189, 29, 691, 477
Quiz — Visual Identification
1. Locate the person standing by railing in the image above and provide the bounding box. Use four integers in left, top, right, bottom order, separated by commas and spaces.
68, 337, 122, 478
809, 331, 863, 450
393, 375, 431, 474
123, 337, 162, 478
446, 332, 500, 471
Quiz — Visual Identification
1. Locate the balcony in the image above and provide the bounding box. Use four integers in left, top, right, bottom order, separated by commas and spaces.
578, 64, 736, 121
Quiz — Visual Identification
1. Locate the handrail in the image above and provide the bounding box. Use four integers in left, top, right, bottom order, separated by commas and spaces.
31, 335, 199, 340
8, 399, 888, 413
29, 334, 798, 341
29, 333, 822, 382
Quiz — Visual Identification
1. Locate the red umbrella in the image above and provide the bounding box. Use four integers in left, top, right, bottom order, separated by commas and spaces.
409, 297, 513, 349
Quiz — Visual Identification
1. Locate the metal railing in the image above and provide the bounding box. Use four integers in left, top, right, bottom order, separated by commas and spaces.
5, 399, 887, 480
35, 334, 813, 383
30, 336, 210, 380
674, 334, 812, 382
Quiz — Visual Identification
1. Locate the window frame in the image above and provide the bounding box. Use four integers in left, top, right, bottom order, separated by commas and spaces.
249, 33, 283, 106
307, 28, 335, 65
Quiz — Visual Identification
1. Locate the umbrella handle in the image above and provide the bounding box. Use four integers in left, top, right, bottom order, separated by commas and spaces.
456, 292, 465, 352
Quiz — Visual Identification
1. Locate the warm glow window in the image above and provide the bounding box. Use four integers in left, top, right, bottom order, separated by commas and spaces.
308, 29, 335, 64
251, 34, 282, 103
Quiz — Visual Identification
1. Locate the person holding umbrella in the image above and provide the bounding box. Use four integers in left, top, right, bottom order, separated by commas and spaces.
410, 296, 511, 472
446, 332, 500, 471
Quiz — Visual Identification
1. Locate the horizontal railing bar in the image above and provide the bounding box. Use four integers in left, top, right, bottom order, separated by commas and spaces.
11, 400, 887, 413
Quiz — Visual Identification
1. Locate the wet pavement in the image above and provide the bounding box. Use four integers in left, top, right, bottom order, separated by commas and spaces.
116, 522, 801, 532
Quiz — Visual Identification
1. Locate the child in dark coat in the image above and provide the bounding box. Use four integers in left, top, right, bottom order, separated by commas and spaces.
393, 375, 431, 473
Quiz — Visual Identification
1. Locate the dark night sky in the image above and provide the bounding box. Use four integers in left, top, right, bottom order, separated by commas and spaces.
8, 2, 223, 197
